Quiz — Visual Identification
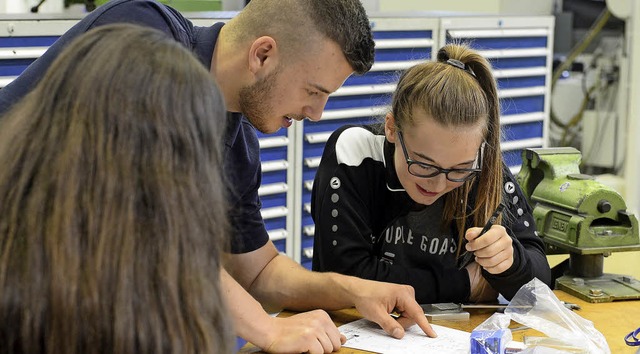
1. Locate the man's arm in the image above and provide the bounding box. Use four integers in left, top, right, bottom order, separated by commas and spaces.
226, 241, 437, 340
221, 268, 345, 353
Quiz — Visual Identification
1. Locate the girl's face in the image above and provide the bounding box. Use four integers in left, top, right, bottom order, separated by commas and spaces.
385, 109, 485, 206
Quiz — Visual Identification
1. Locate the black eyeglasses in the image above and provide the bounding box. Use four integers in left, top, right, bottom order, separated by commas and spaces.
397, 131, 483, 182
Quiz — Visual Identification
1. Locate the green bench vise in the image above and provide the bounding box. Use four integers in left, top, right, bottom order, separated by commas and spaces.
517, 147, 640, 302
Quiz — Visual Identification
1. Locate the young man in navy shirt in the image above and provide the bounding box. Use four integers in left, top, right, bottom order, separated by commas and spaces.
0, 0, 437, 351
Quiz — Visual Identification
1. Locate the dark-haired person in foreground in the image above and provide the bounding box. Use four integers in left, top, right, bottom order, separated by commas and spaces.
0, 24, 233, 354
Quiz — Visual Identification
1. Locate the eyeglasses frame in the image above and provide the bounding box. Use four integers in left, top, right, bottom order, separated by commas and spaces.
396, 131, 483, 182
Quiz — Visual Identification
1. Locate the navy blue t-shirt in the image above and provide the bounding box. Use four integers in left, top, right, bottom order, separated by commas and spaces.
0, 0, 269, 254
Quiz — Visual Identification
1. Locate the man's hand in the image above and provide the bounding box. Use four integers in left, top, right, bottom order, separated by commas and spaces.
347, 278, 437, 339
224, 243, 437, 348
262, 310, 345, 354
222, 267, 345, 354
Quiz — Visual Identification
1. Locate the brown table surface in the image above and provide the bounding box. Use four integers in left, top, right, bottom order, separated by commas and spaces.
240, 290, 640, 353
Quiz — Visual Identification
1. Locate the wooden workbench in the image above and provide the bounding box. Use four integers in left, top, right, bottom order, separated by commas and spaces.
240, 290, 640, 353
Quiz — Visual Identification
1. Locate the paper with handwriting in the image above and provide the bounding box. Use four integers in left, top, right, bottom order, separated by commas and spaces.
339, 318, 470, 354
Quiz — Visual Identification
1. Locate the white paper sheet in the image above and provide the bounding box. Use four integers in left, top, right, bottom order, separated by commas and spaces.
339, 318, 471, 354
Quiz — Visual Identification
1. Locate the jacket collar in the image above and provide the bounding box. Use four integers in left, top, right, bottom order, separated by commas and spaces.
384, 139, 405, 192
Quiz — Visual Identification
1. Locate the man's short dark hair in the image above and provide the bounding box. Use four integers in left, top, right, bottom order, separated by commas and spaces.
305, 0, 375, 74
233, 0, 375, 75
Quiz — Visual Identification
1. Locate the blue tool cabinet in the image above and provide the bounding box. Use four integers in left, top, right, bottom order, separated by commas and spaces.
0, 18, 77, 88
0, 13, 553, 269
255, 128, 293, 256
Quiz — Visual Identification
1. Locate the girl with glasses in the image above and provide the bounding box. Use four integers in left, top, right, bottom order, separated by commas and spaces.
311, 44, 551, 304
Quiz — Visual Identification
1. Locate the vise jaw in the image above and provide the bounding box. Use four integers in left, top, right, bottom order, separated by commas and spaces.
517, 147, 640, 302
518, 147, 639, 255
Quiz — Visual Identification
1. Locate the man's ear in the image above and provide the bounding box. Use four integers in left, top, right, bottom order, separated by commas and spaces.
247, 36, 278, 78
385, 112, 397, 143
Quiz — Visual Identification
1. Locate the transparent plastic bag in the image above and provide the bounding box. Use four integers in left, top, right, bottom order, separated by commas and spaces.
506, 278, 609, 354
470, 278, 610, 354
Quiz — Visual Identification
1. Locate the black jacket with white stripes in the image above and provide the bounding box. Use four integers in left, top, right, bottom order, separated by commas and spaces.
311, 124, 551, 303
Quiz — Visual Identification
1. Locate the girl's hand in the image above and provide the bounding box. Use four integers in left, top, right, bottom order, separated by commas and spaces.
464, 224, 514, 274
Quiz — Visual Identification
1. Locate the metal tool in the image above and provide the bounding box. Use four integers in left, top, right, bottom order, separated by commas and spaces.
517, 147, 640, 302
420, 303, 470, 321
422, 302, 580, 313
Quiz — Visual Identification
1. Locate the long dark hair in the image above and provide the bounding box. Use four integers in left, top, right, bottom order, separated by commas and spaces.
0, 24, 233, 354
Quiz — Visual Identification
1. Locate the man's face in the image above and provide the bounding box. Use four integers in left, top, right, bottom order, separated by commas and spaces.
239, 38, 354, 134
